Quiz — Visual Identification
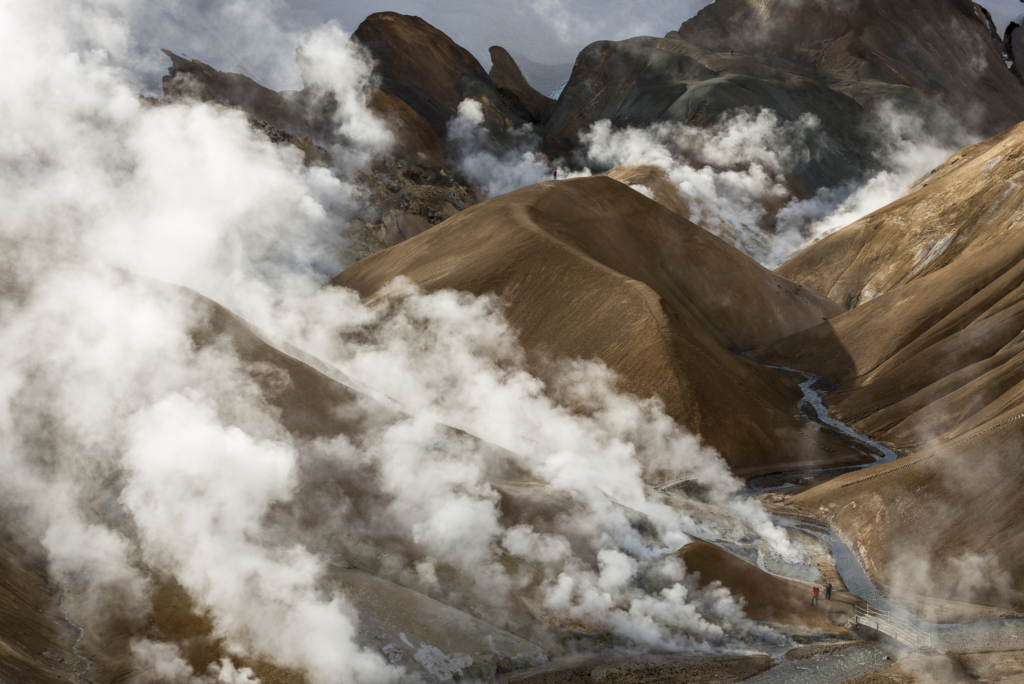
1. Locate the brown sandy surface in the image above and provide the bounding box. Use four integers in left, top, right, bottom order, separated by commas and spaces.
332, 175, 869, 477
753, 123, 1024, 611
0, 532, 79, 684
498, 652, 772, 684
679, 540, 854, 634
958, 650, 1024, 682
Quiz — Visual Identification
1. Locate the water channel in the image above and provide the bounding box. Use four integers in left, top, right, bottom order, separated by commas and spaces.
726, 362, 1024, 681
746, 363, 898, 494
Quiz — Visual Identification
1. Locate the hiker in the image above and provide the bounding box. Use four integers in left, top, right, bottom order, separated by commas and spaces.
825, 582, 833, 601
730, 49, 734, 56
552, 168, 558, 180
811, 585, 820, 606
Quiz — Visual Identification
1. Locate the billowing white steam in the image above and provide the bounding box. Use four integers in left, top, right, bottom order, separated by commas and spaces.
446, 99, 591, 196
580, 108, 967, 266
445, 101, 966, 266
0, 1, 801, 682
297, 22, 393, 152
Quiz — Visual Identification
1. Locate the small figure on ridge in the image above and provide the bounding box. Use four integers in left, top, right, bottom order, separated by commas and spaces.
812, 585, 820, 606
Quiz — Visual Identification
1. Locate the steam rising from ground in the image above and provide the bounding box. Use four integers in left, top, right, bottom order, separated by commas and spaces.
2, 1, 798, 682
447, 100, 968, 265
447, 99, 591, 196
580, 107, 969, 266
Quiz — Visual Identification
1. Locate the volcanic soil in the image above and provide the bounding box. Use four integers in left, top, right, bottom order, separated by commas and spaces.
332, 175, 871, 477
753, 122, 1024, 613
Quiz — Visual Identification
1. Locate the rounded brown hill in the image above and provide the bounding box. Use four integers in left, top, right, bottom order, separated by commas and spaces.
331, 175, 868, 477
604, 165, 775, 260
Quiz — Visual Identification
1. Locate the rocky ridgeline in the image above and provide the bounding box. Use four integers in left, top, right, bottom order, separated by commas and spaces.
248, 118, 331, 166
346, 156, 480, 263
152, 49, 483, 267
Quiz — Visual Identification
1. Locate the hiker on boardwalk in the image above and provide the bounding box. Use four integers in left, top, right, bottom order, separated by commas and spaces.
812, 585, 820, 606
825, 582, 833, 600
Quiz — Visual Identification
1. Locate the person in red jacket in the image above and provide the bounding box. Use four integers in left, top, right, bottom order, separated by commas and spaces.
812, 585, 820, 606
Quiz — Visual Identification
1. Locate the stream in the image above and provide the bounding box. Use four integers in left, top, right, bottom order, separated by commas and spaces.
740, 363, 917, 619
726, 362, 1024, 681
747, 364, 897, 494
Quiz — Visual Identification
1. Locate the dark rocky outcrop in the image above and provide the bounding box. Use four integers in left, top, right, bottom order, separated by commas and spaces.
352, 13, 525, 144
154, 49, 481, 263
672, 0, 1024, 140
161, 49, 336, 145
546, 36, 878, 198
488, 46, 556, 124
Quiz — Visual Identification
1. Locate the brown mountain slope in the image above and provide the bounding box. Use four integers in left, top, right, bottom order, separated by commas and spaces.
778, 119, 1024, 308
673, 0, 1024, 140
752, 142, 1024, 608
331, 175, 867, 477
788, 419, 1024, 611
604, 165, 776, 259
679, 541, 848, 633
0, 283, 549, 684
755, 223, 1024, 455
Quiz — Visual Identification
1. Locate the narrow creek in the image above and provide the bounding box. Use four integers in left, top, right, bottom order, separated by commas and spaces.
740, 362, 914, 617
747, 363, 897, 494
729, 362, 940, 682
739, 362, 1024, 669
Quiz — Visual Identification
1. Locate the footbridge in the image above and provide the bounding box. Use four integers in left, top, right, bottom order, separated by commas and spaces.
647, 477, 697, 493
852, 605, 932, 650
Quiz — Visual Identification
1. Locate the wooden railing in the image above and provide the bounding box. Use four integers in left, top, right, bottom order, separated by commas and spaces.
852, 605, 932, 650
